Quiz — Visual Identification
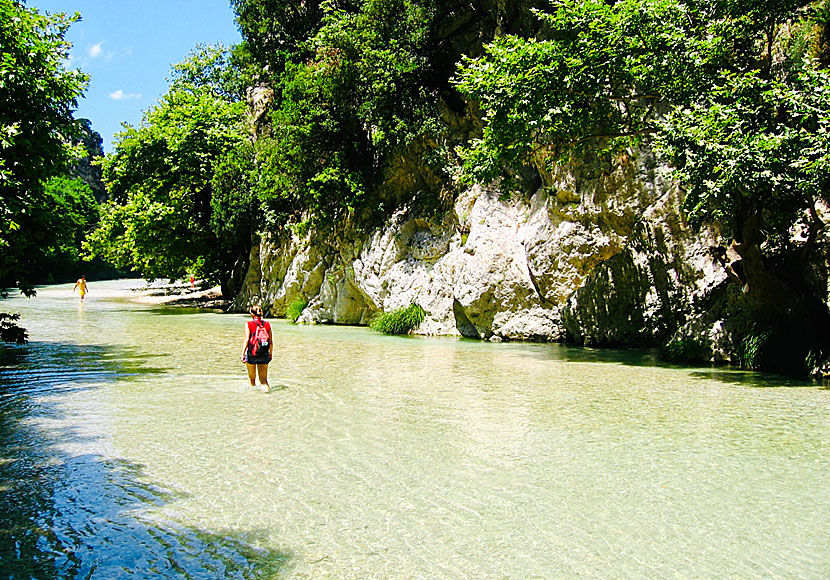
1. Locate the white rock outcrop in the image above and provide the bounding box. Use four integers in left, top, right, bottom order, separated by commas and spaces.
235, 152, 728, 347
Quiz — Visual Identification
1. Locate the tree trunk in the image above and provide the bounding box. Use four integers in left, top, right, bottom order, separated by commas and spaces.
221, 251, 250, 300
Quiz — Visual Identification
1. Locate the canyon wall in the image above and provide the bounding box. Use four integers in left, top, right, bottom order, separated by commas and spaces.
234, 149, 738, 359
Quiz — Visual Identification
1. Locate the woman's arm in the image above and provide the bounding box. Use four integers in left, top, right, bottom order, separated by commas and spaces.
268, 323, 273, 356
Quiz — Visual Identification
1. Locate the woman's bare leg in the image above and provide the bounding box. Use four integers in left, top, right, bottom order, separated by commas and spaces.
257, 363, 270, 392
246, 363, 257, 387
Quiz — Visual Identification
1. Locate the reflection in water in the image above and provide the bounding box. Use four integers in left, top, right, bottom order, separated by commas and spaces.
1, 280, 830, 579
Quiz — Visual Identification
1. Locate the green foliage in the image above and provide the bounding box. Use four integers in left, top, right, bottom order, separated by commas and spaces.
657, 67, 830, 247
738, 328, 773, 369
455, 0, 830, 264
230, 0, 325, 76
1, 0, 90, 342
0, 0, 89, 293
168, 43, 250, 102
85, 46, 248, 286
1, 175, 98, 286
37, 176, 99, 272
452, 0, 830, 374
454, 0, 717, 181
660, 337, 712, 364
86, 1, 460, 298
70, 118, 107, 202
369, 303, 426, 335
0, 312, 26, 344
238, 0, 443, 230
315, 0, 436, 156
286, 298, 308, 322
454, 0, 823, 207
210, 140, 259, 254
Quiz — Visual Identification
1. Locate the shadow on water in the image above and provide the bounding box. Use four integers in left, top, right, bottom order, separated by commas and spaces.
145, 307, 229, 316
0, 342, 291, 579
686, 368, 819, 388
501, 340, 822, 389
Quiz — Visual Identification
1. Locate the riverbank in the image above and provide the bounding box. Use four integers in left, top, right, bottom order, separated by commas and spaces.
127, 282, 231, 309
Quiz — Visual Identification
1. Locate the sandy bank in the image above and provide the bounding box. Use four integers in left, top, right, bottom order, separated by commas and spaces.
127, 282, 231, 309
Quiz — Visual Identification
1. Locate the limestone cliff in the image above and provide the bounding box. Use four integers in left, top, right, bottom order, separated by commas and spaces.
228, 1, 830, 377
234, 146, 738, 359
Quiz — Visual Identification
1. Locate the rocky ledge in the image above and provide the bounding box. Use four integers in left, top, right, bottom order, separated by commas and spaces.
234, 151, 742, 361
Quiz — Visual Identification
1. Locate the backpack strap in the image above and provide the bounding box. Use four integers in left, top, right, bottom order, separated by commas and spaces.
248, 319, 259, 355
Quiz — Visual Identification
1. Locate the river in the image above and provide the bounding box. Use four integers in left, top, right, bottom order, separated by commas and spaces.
1, 279, 829, 579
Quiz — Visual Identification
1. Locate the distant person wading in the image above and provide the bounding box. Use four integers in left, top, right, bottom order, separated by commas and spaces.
242, 304, 273, 392
73, 275, 88, 301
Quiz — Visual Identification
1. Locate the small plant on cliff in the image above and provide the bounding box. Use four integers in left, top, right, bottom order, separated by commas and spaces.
370, 303, 427, 335
738, 328, 773, 370
660, 337, 711, 365
286, 298, 307, 323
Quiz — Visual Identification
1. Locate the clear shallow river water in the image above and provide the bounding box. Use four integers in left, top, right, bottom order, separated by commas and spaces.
1, 279, 829, 579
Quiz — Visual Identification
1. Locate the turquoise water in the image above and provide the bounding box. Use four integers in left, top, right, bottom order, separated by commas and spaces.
1, 279, 829, 578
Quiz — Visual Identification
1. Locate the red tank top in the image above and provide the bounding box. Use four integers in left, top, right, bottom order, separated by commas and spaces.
247, 318, 271, 358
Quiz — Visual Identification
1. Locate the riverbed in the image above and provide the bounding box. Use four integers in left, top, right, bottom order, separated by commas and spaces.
1, 279, 829, 578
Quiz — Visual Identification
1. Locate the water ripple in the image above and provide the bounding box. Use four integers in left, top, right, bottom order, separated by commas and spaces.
0, 340, 288, 579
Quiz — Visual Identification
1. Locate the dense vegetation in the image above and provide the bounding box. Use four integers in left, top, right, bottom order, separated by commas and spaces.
84, 45, 250, 294
0, 0, 100, 342
84, 0, 519, 297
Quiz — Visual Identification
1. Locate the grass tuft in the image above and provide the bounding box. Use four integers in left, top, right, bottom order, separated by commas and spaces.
286, 298, 308, 323
369, 303, 427, 335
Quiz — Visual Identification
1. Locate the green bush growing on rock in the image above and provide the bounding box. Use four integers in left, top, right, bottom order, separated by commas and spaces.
660, 338, 711, 365
738, 328, 772, 370
370, 304, 426, 335
286, 298, 308, 323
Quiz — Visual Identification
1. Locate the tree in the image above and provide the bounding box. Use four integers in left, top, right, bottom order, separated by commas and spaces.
242, 0, 445, 231
658, 67, 830, 294
454, 0, 731, 180
70, 118, 107, 202
31, 176, 99, 279
210, 140, 260, 295
86, 56, 247, 292
1, 0, 89, 342
230, 0, 328, 78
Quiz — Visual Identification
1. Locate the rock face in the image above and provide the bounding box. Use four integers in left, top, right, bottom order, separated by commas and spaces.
235, 149, 731, 353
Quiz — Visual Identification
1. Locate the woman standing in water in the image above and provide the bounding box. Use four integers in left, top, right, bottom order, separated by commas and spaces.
73, 275, 88, 300
241, 304, 273, 392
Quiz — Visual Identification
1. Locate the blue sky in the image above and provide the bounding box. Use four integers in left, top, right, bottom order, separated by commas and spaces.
29, 0, 242, 153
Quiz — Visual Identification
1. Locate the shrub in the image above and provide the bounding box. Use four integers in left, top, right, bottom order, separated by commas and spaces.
286, 298, 308, 323
660, 337, 711, 364
739, 328, 772, 370
369, 303, 426, 335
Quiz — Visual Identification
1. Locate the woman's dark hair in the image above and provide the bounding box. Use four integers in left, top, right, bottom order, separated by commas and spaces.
249, 304, 264, 318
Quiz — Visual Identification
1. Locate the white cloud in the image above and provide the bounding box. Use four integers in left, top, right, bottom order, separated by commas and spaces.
109, 89, 142, 101
89, 42, 104, 58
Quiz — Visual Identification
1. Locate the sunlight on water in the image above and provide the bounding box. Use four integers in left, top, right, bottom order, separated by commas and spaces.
2, 280, 830, 578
